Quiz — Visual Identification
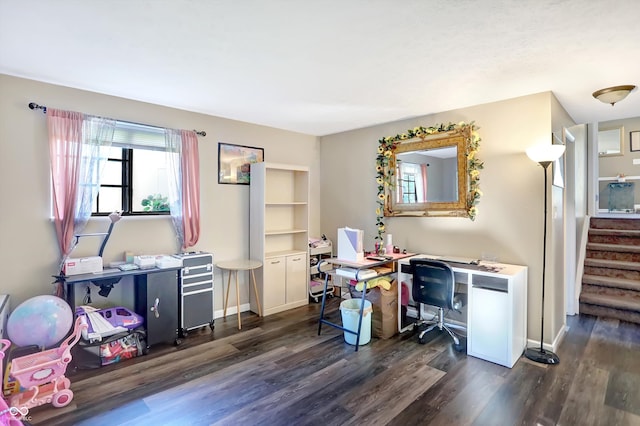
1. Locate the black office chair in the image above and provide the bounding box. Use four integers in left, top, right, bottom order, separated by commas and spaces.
410, 258, 466, 351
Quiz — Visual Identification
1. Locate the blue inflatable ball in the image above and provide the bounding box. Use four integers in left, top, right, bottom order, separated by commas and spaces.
7, 295, 73, 349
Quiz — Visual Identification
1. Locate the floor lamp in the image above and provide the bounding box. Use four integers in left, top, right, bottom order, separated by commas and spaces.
524, 143, 565, 365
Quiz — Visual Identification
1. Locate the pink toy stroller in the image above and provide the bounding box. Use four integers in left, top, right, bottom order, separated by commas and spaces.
6, 316, 86, 414
0, 339, 24, 426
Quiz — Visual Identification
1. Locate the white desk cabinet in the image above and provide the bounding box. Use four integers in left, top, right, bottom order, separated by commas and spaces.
467, 266, 527, 368
397, 256, 527, 368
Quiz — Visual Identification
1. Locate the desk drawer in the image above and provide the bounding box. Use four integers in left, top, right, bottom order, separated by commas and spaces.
472, 275, 508, 293
181, 273, 213, 286
181, 280, 213, 294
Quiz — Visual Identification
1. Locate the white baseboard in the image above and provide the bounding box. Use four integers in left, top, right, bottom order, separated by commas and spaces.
526, 323, 567, 353
213, 303, 252, 319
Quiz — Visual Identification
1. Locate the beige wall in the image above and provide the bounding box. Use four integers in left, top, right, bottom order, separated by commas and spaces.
320, 92, 573, 347
1, 73, 576, 348
0, 74, 320, 312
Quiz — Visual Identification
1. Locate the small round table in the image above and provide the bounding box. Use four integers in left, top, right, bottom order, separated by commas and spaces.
216, 259, 263, 329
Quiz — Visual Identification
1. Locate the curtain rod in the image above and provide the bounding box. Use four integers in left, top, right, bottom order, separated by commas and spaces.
28, 102, 207, 137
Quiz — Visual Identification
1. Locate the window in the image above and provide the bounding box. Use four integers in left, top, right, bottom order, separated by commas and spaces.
397, 162, 426, 204
93, 122, 175, 216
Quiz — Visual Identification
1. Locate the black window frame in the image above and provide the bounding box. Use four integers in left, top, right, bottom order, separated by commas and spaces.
93, 147, 170, 217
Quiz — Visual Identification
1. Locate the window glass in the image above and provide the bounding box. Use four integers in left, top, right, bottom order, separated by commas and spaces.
101, 160, 122, 186
106, 145, 122, 159
132, 149, 173, 213
92, 121, 171, 216
96, 187, 122, 214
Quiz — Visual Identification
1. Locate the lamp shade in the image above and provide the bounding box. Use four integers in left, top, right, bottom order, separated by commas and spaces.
526, 144, 565, 164
592, 85, 636, 106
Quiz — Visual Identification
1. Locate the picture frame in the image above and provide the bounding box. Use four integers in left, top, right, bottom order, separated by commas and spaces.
631, 131, 640, 152
218, 143, 264, 185
552, 132, 565, 188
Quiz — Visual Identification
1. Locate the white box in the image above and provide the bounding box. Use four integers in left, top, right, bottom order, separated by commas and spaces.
63, 256, 103, 276
337, 227, 364, 262
336, 267, 377, 281
155, 255, 183, 269
0, 294, 9, 339
134, 255, 156, 269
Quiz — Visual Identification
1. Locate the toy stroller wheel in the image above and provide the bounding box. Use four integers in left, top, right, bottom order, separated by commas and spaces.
209, 320, 215, 330
180, 328, 189, 338
174, 338, 182, 346
52, 389, 74, 407
59, 377, 71, 390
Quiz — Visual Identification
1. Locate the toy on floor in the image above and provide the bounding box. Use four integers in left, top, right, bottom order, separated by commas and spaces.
6, 294, 73, 349
0, 339, 25, 426
6, 315, 87, 412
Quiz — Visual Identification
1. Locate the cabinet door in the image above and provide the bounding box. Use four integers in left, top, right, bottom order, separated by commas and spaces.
264, 257, 286, 309
286, 253, 307, 303
140, 270, 179, 347
469, 285, 509, 365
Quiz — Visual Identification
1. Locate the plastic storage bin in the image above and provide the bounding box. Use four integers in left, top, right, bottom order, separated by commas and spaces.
340, 299, 372, 345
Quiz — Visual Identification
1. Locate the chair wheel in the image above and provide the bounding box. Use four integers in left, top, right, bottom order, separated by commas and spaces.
418, 334, 429, 345
452, 337, 467, 352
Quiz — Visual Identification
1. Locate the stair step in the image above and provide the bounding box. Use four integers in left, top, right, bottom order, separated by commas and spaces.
590, 218, 640, 231
579, 303, 640, 325
589, 228, 640, 237
582, 274, 640, 292
586, 242, 640, 253
580, 292, 640, 312
583, 258, 640, 271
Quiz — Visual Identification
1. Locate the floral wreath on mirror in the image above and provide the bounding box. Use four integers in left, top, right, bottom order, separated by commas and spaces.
375, 121, 483, 242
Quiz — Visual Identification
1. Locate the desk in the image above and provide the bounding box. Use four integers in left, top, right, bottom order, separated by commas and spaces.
317, 252, 413, 351
397, 256, 527, 368
56, 266, 182, 348
216, 259, 263, 330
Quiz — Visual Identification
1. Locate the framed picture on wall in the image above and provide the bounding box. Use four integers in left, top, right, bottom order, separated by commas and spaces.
631, 131, 640, 152
218, 143, 264, 185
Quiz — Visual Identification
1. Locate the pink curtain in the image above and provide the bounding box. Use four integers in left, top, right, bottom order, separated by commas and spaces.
421, 164, 428, 201
47, 109, 84, 258
180, 130, 200, 249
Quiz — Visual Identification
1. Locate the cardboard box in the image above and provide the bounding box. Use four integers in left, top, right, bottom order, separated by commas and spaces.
63, 256, 103, 276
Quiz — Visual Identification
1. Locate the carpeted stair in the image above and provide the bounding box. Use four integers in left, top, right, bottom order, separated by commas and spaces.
581, 217, 640, 323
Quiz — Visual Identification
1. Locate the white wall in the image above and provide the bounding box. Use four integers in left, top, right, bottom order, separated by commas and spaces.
0, 74, 320, 312
320, 92, 572, 347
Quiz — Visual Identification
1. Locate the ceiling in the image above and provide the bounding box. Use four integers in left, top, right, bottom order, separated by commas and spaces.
2, 1, 640, 136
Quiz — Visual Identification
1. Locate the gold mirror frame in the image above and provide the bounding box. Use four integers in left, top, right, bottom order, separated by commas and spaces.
375, 122, 482, 241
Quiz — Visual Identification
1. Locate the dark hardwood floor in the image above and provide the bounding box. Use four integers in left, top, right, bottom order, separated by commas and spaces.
22, 297, 640, 426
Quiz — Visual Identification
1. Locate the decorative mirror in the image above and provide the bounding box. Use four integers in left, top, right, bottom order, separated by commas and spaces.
598, 126, 624, 157
375, 122, 482, 241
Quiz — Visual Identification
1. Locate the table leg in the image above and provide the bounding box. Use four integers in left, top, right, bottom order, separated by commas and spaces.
224, 270, 232, 318
235, 270, 241, 329
250, 269, 262, 317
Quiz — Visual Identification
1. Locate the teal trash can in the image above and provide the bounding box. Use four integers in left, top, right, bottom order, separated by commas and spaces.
340, 299, 373, 345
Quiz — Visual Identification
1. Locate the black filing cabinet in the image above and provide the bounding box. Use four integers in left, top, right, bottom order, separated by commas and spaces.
134, 269, 180, 347
175, 252, 215, 337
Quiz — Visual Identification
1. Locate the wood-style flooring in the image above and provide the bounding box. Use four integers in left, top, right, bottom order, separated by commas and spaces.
22, 297, 640, 426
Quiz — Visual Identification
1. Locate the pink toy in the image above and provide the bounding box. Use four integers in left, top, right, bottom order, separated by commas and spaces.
7, 315, 87, 411
0, 339, 25, 426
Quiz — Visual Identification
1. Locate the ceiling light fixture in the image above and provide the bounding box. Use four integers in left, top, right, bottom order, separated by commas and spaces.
592, 85, 636, 106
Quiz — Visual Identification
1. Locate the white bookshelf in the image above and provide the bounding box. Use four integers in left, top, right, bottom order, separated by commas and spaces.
250, 163, 309, 315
